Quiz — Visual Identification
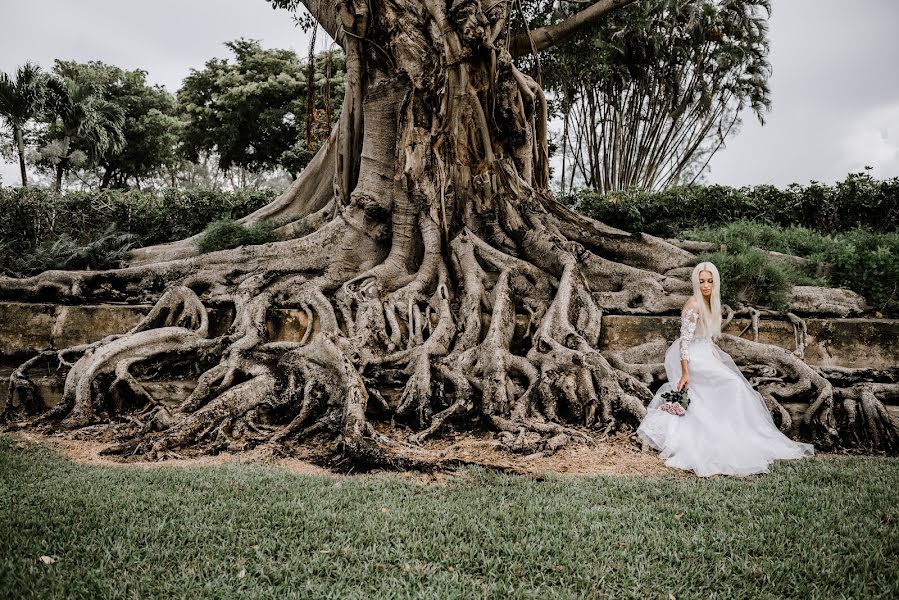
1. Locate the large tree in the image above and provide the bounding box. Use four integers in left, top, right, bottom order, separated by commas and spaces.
1, 0, 895, 467
534, 0, 771, 193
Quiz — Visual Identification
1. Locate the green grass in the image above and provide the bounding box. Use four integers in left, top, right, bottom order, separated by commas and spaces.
1, 437, 898, 599
682, 220, 835, 257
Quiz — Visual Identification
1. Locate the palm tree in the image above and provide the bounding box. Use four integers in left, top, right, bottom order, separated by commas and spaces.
41, 77, 125, 191
0, 63, 48, 186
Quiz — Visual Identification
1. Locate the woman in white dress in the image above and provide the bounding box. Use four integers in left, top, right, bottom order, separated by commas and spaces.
636, 261, 815, 477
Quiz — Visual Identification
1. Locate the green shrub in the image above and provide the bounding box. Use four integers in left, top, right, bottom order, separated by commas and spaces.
683, 220, 833, 257
811, 230, 899, 317
1, 226, 137, 276
568, 184, 771, 239
566, 172, 899, 236
684, 222, 899, 316
195, 219, 276, 254
0, 187, 276, 275
697, 249, 798, 310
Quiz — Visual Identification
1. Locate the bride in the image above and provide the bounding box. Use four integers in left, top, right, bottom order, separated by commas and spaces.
636, 261, 815, 477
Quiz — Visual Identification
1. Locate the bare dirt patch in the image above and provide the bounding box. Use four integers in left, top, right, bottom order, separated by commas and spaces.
5, 429, 839, 482
7, 430, 330, 476
5, 429, 665, 477
417, 430, 682, 478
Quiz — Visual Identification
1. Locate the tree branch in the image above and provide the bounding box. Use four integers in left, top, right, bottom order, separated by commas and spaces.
509, 0, 638, 58
299, 0, 345, 47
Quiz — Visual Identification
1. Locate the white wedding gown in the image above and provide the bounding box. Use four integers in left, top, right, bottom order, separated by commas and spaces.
636, 304, 815, 477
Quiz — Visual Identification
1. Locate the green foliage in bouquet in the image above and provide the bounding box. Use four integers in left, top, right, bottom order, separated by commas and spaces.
661, 387, 690, 410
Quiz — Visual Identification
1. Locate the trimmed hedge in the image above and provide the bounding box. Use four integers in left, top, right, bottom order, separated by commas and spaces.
0, 187, 275, 275
1, 187, 276, 247
565, 172, 899, 238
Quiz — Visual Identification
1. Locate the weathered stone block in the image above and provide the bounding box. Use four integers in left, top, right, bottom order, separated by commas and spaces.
1, 302, 896, 372
50, 305, 150, 349
0, 302, 58, 362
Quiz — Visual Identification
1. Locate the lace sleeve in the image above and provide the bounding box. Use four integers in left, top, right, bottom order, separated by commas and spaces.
679, 306, 699, 361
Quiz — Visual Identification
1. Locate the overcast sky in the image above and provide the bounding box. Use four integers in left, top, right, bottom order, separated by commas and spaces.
1, 0, 897, 188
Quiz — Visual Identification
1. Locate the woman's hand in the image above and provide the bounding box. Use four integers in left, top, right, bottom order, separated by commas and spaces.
677, 373, 689, 392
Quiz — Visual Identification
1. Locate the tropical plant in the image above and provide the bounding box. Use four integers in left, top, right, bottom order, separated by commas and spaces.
0, 62, 49, 186
3, 225, 137, 276
35, 75, 126, 191
527, 0, 771, 193
50, 60, 180, 189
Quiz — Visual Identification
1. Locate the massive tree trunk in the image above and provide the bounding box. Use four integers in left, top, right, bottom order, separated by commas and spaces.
1, 0, 896, 468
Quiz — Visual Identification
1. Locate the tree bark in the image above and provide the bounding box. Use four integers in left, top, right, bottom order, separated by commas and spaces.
54, 164, 64, 192
509, 0, 638, 58
14, 127, 27, 186
305, 26, 318, 150
100, 167, 114, 190
1, 0, 893, 467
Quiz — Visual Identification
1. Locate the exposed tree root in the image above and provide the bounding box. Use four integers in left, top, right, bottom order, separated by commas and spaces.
2, 0, 894, 469
605, 332, 898, 453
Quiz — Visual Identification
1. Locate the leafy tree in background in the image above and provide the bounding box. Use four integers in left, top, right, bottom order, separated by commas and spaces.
178, 38, 344, 179
0, 62, 49, 186
35, 74, 126, 192
50, 61, 180, 190
527, 0, 771, 193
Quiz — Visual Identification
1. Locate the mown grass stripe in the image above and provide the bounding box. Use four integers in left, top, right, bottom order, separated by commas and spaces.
1, 437, 897, 599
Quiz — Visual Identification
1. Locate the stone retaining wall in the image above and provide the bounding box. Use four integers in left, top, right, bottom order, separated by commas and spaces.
2, 302, 896, 368
1, 302, 896, 411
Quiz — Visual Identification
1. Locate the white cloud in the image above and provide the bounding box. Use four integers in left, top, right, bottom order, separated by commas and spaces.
2, 0, 899, 189
841, 103, 899, 176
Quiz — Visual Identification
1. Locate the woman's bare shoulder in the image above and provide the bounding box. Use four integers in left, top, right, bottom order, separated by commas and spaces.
682, 297, 699, 312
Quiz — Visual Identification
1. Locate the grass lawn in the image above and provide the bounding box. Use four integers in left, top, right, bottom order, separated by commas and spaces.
1, 436, 898, 599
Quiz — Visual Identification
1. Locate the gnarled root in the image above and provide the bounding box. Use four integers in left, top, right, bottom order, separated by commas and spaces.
277, 332, 442, 470
4, 346, 91, 422
820, 366, 899, 451
834, 383, 899, 451
3, 0, 891, 467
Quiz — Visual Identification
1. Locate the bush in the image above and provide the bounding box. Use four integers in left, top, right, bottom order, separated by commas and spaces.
0, 186, 276, 247
566, 172, 899, 236
0, 226, 138, 276
812, 230, 899, 317
684, 221, 899, 316
195, 219, 277, 254
0, 187, 276, 274
696, 249, 811, 311
682, 220, 832, 257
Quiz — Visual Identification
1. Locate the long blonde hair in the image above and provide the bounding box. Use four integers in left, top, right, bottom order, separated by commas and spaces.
691, 262, 722, 339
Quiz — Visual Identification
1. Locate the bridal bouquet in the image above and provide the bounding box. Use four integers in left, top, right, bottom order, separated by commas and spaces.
659, 387, 690, 416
